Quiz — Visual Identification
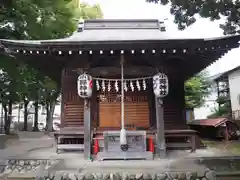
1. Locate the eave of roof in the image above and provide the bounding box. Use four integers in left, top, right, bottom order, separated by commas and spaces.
1, 34, 240, 47
187, 118, 229, 127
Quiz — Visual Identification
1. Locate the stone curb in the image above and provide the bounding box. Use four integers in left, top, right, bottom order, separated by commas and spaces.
3, 159, 59, 174
2, 170, 216, 180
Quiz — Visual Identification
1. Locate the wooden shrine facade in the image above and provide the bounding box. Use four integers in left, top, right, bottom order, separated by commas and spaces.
61, 67, 185, 131
1, 19, 240, 159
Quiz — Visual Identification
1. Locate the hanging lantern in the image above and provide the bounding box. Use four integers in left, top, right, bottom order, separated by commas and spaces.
77, 73, 93, 98
152, 73, 169, 98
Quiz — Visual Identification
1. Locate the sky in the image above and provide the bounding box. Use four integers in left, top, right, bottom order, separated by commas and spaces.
84, 0, 240, 76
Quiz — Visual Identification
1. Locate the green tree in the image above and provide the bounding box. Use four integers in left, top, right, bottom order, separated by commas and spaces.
185, 71, 211, 108
146, 0, 240, 35
77, 2, 103, 20
0, 0, 80, 132
39, 77, 60, 132
1, 0, 103, 132
0, 0, 77, 40
0, 56, 22, 134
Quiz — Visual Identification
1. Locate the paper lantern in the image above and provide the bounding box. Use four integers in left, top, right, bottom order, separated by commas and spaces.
77, 73, 93, 98
153, 73, 169, 98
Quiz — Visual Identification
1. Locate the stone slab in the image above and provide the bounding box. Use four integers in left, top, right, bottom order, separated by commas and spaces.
97, 151, 153, 160
6, 173, 36, 180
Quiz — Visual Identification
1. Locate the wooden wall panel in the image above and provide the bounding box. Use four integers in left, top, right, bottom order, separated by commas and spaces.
163, 76, 186, 130
125, 102, 149, 128
61, 68, 84, 127
64, 102, 84, 127
98, 91, 149, 129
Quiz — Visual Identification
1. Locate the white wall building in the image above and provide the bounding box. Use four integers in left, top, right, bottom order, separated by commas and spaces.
194, 92, 218, 119
228, 67, 240, 113
197, 66, 240, 120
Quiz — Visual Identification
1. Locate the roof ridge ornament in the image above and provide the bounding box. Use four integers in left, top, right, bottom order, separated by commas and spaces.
77, 19, 85, 32
159, 21, 166, 32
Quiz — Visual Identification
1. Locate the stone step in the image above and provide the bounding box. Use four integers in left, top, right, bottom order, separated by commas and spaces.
4, 173, 35, 180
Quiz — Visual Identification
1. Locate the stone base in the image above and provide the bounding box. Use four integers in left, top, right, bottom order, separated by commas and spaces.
96, 151, 153, 161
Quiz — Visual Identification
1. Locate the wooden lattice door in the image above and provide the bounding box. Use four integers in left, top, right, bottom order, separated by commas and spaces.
98, 91, 149, 129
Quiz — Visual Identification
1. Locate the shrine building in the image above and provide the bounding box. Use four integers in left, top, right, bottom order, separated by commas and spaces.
1, 19, 240, 160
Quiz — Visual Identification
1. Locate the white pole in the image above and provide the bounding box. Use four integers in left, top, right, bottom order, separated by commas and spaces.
120, 55, 127, 147
121, 55, 124, 129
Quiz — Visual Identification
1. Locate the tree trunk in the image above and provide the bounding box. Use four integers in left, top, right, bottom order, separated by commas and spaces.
17, 104, 21, 124
8, 100, 12, 129
3, 104, 9, 134
0, 104, 4, 133
45, 101, 56, 132
45, 103, 49, 131
23, 100, 29, 131
33, 101, 39, 131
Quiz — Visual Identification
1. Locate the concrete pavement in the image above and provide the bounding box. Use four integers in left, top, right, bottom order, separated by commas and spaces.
0, 134, 54, 160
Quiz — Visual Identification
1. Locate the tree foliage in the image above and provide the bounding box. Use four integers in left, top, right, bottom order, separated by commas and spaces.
0, 0, 78, 40
78, 2, 103, 20
0, 0, 103, 133
185, 71, 211, 109
146, 0, 240, 35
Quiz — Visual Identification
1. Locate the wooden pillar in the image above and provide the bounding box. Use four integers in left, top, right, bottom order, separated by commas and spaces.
155, 97, 166, 158
225, 123, 229, 142
148, 83, 154, 127
84, 99, 91, 159
60, 68, 65, 127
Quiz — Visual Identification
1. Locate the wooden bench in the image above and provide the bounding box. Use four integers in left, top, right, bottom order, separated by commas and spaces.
165, 129, 197, 152
147, 129, 197, 152
54, 127, 84, 154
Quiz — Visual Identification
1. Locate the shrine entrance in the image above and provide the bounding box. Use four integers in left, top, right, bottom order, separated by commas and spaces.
98, 90, 150, 129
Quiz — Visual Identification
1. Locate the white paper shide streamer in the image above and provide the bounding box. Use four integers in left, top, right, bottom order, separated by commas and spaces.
101, 80, 105, 92
107, 81, 111, 92
115, 81, 119, 92
136, 80, 141, 91
96, 80, 100, 90
130, 81, 134, 92
94, 77, 151, 92
143, 79, 146, 90
124, 81, 128, 92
